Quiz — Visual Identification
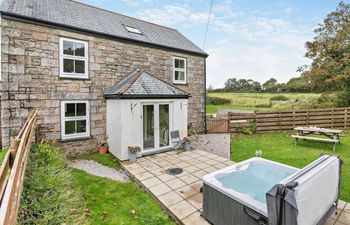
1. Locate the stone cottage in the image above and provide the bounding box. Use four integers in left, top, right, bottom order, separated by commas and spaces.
0, 0, 208, 158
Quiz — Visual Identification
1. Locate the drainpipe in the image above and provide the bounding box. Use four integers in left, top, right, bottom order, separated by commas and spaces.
204, 58, 207, 134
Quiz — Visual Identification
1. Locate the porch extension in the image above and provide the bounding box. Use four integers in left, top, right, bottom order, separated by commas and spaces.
121, 150, 350, 225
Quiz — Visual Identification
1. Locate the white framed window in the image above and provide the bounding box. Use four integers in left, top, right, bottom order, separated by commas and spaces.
59, 37, 88, 79
61, 100, 90, 140
173, 57, 187, 84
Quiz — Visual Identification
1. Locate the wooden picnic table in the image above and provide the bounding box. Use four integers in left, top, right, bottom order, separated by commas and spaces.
292, 127, 343, 151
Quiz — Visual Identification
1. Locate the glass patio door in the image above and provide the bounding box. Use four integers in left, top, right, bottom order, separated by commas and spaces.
143, 105, 155, 150
143, 103, 171, 152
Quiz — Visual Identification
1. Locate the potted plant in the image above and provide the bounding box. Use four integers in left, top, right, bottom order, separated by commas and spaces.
183, 137, 190, 151
128, 146, 141, 163
98, 141, 108, 155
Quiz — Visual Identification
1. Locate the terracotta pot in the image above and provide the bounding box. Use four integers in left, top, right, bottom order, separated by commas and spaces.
98, 146, 108, 155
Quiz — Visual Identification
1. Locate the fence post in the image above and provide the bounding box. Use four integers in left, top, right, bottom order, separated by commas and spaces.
331, 108, 334, 129
9, 139, 20, 166
345, 108, 348, 129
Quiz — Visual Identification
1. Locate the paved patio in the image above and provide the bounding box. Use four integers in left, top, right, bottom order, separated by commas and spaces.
121, 149, 350, 225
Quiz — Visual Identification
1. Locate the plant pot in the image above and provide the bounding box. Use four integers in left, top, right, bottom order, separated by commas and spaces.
98, 146, 108, 155
183, 142, 190, 151
129, 152, 137, 163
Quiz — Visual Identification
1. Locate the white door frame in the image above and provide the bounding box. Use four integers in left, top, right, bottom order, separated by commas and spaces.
141, 101, 173, 154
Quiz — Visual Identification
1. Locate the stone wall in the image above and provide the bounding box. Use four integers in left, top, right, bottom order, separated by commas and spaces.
0, 18, 206, 153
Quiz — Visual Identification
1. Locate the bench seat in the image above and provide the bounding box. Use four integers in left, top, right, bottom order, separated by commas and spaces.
291, 135, 339, 143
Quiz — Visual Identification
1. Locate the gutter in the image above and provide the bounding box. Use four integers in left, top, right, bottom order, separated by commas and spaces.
0, 12, 209, 58
103, 94, 190, 99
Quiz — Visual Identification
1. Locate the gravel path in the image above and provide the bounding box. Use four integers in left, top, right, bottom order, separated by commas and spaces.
191, 134, 231, 159
68, 159, 129, 182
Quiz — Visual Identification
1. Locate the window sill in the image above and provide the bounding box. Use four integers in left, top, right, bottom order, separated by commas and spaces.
59, 136, 93, 143
59, 76, 90, 81
173, 82, 188, 85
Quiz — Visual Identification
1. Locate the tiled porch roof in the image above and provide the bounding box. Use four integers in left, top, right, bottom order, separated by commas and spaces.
103, 69, 189, 99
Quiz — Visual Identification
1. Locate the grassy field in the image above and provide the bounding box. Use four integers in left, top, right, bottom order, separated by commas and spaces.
207, 92, 321, 114
231, 133, 350, 202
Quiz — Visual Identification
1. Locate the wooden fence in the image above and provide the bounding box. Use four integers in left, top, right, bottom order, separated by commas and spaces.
0, 109, 37, 225
207, 107, 350, 133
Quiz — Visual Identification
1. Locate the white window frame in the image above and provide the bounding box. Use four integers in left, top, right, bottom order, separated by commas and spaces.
59, 37, 88, 79
173, 57, 187, 84
61, 100, 90, 140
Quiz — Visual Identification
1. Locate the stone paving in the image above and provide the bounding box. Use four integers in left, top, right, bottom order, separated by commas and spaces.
121, 149, 350, 225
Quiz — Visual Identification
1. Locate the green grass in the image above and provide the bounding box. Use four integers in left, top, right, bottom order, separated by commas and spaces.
19, 143, 86, 225
0, 148, 8, 164
69, 152, 120, 168
72, 169, 175, 225
207, 92, 321, 114
231, 132, 350, 202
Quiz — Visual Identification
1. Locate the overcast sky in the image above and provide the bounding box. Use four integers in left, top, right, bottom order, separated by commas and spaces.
79, 0, 344, 88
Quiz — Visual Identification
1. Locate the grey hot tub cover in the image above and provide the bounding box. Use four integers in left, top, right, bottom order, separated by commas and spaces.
266, 154, 343, 225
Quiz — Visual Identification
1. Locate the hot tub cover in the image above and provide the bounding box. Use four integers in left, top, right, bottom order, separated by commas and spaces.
266, 155, 343, 225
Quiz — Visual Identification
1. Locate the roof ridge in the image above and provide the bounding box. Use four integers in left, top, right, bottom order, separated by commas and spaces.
142, 71, 189, 95
119, 69, 143, 94
67, 0, 177, 31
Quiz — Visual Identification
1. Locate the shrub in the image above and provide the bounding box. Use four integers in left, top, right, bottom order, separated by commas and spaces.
19, 142, 86, 225
255, 103, 272, 108
270, 95, 289, 101
207, 96, 231, 105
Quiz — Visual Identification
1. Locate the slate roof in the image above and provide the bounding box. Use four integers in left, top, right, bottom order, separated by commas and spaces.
0, 0, 208, 56
104, 69, 189, 99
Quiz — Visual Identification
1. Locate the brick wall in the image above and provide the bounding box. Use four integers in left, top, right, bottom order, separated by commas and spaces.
0, 18, 206, 153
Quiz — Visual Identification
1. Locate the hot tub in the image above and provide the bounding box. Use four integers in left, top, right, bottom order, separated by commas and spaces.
202, 157, 299, 225
202, 155, 342, 225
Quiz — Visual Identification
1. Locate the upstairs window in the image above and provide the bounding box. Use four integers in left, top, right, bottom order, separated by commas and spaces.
59, 37, 88, 79
61, 101, 90, 140
173, 57, 187, 84
124, 25, 142, 34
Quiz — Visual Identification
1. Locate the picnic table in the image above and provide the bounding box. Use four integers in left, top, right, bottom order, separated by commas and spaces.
292, 127, 343, 151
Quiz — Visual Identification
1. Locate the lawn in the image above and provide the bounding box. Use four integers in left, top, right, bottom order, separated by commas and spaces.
207, 92, 321, 114
20, 146, 175, 225
72, 169, 175, 225
70, 152, 174, 225
69, 152, 120, 168
231, 132, 350, 202
0, 148, 8, 164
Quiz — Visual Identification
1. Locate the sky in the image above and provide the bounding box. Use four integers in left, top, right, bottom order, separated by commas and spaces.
80, 1, 345, 87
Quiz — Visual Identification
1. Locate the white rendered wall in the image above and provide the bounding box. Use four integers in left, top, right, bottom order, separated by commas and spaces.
106, 98, 188, 161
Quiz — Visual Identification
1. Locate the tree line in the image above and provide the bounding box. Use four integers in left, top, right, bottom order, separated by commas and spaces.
208, 76, 311, 93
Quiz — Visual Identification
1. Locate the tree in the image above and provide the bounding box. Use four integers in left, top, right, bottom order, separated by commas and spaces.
207, 84, 214, 92
300, 1, 350, 92
284, 76, 312, 92
262, 78, 278, 92
223, 77, 261, 92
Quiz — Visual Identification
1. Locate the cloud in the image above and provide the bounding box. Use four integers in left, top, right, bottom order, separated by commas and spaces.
206, 42, 311, 88
135, 1, 314, 87
122, 0, 157, 7
139, 4, 209, 27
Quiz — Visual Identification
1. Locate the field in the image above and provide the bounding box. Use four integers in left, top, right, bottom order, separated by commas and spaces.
207, 92, 321, 114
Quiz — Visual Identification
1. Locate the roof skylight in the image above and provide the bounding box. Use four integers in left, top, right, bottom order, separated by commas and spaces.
124, 25, 142, 34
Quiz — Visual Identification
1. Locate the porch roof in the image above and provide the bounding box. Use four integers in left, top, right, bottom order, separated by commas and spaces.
103, 69, 190, 99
